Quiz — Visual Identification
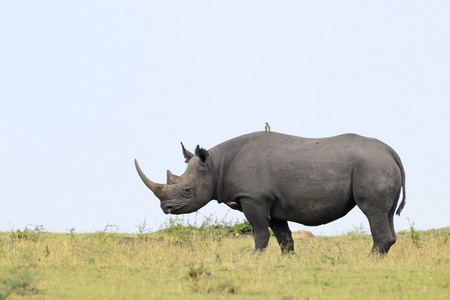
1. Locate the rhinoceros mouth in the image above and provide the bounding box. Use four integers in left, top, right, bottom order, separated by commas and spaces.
163, 206, 172, 214
161, 202, 190, 215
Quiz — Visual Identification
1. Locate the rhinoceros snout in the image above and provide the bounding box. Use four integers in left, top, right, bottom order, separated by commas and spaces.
161, 203, 173, 214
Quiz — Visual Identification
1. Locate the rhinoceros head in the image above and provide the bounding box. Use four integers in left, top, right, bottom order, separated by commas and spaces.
135, 145, 215, 214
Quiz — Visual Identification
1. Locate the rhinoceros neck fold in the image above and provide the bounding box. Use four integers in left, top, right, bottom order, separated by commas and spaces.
207, 148, 230, 204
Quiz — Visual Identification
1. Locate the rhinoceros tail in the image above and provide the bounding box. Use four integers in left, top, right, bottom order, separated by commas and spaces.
396, 189, 406, 216
393, 152, 406, 216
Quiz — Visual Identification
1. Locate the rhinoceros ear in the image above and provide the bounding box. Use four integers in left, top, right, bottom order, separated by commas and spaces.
181, 142, 195, 163
195, 145, 209, 165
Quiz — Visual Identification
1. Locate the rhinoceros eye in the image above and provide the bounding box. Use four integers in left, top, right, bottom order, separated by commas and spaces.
183, 187, 195, 196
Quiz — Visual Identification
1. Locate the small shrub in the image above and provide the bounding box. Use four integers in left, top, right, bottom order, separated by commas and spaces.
102, 224, 119, 234
215, 281, 238, 294
230, 220, 252, 235
321, 254, 349, 265
0, 267, 39, 298
408, 219, 421, 247
44, 245, 50, 258
136, 218, 151, 240
10, 225, 45, 242
346, 223, 366, 237
162, 215, 252, 238
89, 224, 120, 243
186, 264, 210, 279
66, 228, 76, 241
0, 280, 11, 300
321, 243, 349, 265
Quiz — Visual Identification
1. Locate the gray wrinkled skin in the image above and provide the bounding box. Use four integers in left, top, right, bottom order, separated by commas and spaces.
136, 132, 406, 254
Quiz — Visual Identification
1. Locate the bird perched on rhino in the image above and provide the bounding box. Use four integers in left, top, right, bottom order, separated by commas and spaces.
265, 122, 270, 133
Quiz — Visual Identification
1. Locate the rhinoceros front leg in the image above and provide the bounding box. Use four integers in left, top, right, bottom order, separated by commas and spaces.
240, 197, 271, 251
269, 218, 294, 253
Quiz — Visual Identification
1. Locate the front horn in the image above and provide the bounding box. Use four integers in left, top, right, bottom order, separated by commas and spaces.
134, 159, 166, 198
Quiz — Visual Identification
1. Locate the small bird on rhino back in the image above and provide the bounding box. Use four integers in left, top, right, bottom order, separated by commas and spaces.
265, 122, 270, 133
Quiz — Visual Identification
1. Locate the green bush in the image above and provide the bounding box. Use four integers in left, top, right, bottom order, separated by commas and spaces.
10, 225, 45, 242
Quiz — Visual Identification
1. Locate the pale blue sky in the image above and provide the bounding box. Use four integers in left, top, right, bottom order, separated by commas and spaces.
1, 2, 449, 235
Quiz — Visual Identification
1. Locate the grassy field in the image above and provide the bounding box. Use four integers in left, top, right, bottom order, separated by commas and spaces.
0, 219, 448, 299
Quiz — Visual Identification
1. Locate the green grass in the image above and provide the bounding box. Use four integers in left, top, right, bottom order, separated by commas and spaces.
0, 220, 448, 299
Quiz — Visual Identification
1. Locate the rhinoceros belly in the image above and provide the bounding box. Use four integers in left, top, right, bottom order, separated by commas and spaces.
270, 174, 356, 226
271, 195, 356, 226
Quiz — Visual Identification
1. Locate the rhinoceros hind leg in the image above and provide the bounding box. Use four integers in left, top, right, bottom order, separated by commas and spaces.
366, 212, 397, 255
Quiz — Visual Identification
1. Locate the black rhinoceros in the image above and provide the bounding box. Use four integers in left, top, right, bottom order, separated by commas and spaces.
135, 132, 406, 254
